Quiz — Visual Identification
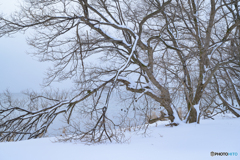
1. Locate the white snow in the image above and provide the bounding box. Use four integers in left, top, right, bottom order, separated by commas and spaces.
194, 103, 201, 122
0, 116, 239, 160
114, 35, 139, 82
208, 42, 223, 60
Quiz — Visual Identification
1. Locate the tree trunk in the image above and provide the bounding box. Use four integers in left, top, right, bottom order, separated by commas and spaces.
165, 103, 174, 122
187, 106, 197, 123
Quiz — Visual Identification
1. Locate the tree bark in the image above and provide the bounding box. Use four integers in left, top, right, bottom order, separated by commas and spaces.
187, 106, 197, 123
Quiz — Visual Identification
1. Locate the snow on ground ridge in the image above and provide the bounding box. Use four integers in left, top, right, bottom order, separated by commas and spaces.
0, 115, 239, 160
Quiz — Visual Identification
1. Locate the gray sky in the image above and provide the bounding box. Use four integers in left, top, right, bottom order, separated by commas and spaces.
0, 1, 72, 93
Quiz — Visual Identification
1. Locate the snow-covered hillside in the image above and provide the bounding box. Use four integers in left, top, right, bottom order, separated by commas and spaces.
0, 115, 239, 160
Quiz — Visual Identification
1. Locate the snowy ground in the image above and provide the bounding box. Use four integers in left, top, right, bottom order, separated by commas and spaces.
0, 115, 239, 160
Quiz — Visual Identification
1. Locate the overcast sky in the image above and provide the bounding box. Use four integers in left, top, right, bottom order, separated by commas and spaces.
0, 0, 72, 93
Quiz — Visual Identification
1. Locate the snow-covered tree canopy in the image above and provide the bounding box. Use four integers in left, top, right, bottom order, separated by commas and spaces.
0, 0, 240, 142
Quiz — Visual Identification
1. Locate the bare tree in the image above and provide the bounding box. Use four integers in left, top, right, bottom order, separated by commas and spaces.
1, 0, 240, 142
